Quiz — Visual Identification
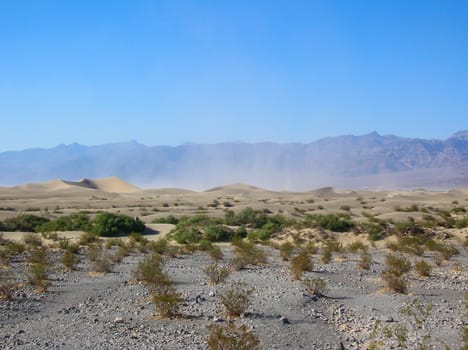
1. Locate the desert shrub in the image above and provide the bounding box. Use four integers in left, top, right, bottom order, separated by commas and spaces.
152, 215, 179, 224
27, 246, 49, 264
219, 282, 253, 318
79, 232, 101, 245
321, 248, 332, 264
203, 225, 234, 242
394, 220, 425, 235
203, 263, 231, 284
207, 322, 260, 350
3, 214, 49, 232
347, 240, 368, 253
207, 245, 224, 261
3, 241, 25, 258
111, 245, 130, 263
279, 241, 294, 261
105, 238, 125, 249
38, 213, 91, 232
28, 252, 51, 292
230, 241, 266, 270
86, 244, 100, 262
381, 254, 411, 293
132, 254, 167, 286
224, 207, 268, 228
386, 236, 425, 256
414, 260, 432, 277
91, 251, 113, 273
381, 273, 408, 294
290, 251, 313, 280
302, 277, 328, 297
384, 254, 411, 276
23, 232, 42, 247
454, 217, 468, 229
359, 251, 372, 270
62, 250, 79, 271
91, 212, 145, 237
304, 213, 354, 232
128, 232, 149, 252
0, 270, 18, 300
152, 284, 183, 318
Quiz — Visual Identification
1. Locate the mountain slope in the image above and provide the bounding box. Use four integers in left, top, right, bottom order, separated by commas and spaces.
1, 132, 467, 190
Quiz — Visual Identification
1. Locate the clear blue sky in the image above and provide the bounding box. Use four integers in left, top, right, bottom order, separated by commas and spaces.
1, 0, 467, 151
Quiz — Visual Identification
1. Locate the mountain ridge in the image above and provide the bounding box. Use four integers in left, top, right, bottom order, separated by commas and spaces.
1, 131, 467, 190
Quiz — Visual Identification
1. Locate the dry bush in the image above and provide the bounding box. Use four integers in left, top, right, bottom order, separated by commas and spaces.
290, 251, 313, 280
381, 273, 408, 294
208, 245, 224, 261
347, 240, 368, 253
111, 245, 130, 264
91, 251, 113, 273
152, 284, 183, 318
279, 241, 294, 261
302, 277, 328, 297
358, 251, 372, 270
79, 232, 101, 246
414, 260, 432, 277
23, 232, 43, 247
132, 254, 167, 286
384, 254, 411, 276
0, 271, 18, 300
28, 261, 50, 292
321, 248, 332, 264
207, 322, 260, 350
203, 263, 231, 285
230, 241, 266, 270
219, 282, 253, 318
381, 254, 411, 294
62, 250, 79, 271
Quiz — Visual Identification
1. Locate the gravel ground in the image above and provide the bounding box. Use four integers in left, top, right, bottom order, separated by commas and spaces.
0, 245, 467, 350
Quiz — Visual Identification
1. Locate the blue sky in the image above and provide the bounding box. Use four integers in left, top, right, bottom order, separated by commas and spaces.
1, 0, 467, 151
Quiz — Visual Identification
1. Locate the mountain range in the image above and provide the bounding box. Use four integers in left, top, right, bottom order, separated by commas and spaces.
1, 131, 468, 190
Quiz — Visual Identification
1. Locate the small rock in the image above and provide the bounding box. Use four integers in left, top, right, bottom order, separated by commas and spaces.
280, 316, 290, 324
114, 317, 124, 324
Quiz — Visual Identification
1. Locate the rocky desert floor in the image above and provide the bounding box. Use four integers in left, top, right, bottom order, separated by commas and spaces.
0, 179, 467, 349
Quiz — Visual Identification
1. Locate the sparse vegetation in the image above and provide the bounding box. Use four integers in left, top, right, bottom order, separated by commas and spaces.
219, 282, 253, 318
207, 322, 260, 350
302, 277, 328, 297
203, 263, 231, 284
290, 251, 313, 280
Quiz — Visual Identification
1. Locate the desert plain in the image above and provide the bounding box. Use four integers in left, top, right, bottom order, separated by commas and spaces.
0, 177, 467, 349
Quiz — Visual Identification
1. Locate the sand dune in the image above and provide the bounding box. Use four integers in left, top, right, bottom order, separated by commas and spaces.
12, 176, 140, 194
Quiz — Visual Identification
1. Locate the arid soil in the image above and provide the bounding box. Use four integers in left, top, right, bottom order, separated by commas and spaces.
0, 179, 467, 349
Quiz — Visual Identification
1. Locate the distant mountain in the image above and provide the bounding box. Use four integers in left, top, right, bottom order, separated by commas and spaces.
1, 132, 468, 190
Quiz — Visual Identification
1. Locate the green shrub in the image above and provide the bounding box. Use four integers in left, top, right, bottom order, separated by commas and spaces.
304, 213, 354, 232
28, 251, 51, 292
91, 212, 145, 237
152, 215, 179, 225
23, 232, 43, 247
207, 322, 260, 350
219, 282, 253, 318
3, 214, 49, 232
38, 213, 91, 232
